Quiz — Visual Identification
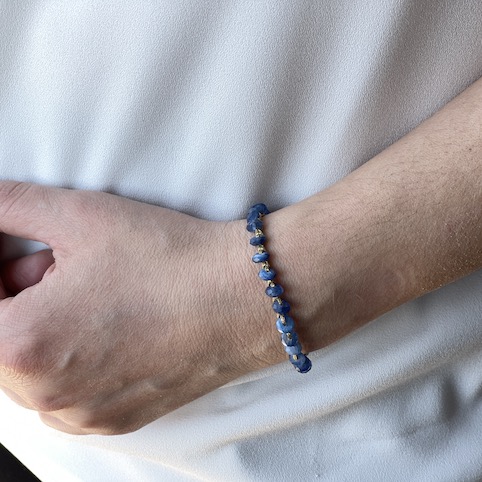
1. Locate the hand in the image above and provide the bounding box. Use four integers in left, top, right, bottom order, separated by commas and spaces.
0, 182, 278, 435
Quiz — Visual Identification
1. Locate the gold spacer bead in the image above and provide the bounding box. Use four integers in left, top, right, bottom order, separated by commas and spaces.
279, 315, 286, 325
293, 354, 299, 361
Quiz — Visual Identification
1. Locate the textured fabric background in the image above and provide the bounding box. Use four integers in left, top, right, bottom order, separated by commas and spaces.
0, 1, 482, 480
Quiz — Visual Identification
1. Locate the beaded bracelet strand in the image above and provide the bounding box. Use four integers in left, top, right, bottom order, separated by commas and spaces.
247, 203, 312, 373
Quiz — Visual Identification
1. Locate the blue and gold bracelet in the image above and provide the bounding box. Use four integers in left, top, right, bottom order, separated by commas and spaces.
247, 203, 312, 373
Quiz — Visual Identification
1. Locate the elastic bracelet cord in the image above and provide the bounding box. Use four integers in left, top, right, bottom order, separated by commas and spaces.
247, 203, 312, 374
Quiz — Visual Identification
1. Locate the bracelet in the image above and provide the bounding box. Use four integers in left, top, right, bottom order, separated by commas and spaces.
247, 204, 312, 373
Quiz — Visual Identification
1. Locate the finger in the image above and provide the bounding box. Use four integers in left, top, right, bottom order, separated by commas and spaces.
1, 250, 55, 294
0, 279, 7, 299
0, 181, 71, 246
38, 412, 87, 435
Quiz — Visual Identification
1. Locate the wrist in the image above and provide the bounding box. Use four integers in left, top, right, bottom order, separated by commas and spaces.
260, 197, 388, 354
222, 205, 332, 372
220, 219, 286, 373
260, 204, 333, 353
262, 189, 415, 354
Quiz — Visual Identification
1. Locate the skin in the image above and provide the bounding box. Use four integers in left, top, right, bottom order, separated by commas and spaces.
0, 77, 481, 436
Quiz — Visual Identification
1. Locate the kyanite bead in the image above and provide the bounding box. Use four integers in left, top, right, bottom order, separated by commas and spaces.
273, 299, 290, 314
281, 332, 299, 347
265, 284, 283, 297
246, 218, 263, 232
289, 353, 305, 366
252, 252, 269, 263
259, 268, 276, 281
249, 203, 270, 216
297, 357, 312, 373
276, 315, 295, 333
247, 210, 261, 224
289, 354, 312, 373
284, 343, 302, 356
250, 235, 266, 246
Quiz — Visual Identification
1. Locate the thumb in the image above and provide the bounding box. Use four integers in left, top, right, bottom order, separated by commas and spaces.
1, 249, 55, 295
0, 181, 69, 246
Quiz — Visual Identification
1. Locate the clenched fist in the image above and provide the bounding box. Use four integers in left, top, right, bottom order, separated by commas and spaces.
0, 182, 280, 435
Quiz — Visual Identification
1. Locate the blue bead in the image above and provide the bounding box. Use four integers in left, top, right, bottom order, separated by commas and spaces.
246, 218, 262, 232
249, 203, 270, 216
259, 268, 276, 281
289, 354, 312, 373
252, 252, 269, 263
273, 299, 290, 314
276, 315, 295, 333
265, 284, 283, 297
247, 210, 261, 224
289, 353, 307, 366
297, 357, 312, 373
250, 235, 266, 246
281, 332, 299, 347
284, 343, 302, 355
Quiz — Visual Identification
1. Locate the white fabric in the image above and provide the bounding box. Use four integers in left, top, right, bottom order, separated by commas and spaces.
1, 1, 482, 480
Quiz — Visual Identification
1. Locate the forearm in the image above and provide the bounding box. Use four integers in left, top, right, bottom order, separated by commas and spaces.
233, 77, 482, 369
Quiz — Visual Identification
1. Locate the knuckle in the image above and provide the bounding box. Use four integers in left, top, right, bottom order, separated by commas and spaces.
1, 337, 52, 388
69, 411, 135, 435
0, 180, 33, 198
96, 424, 137, 436
65, 410, 105, 433
0, 182, 37, 217
2, 345, 38, 381
30, 394, 67, 413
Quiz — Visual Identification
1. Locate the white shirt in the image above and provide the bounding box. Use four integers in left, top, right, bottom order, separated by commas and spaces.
1, 1, 482, 480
